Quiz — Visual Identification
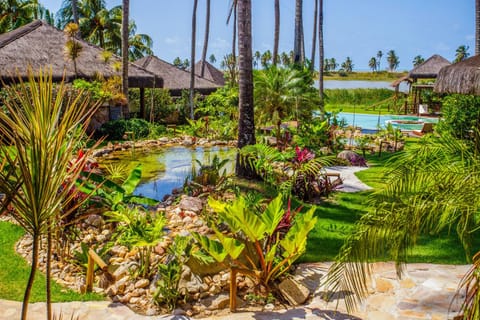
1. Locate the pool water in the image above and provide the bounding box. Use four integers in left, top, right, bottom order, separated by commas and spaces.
336, 112, 439, 131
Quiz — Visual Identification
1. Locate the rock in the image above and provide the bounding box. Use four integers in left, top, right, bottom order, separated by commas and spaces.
158, 137, 169, 143
278, 278, 310, 306
172, 308, 186, 316
85, 214, 104, 227
179, 196, 204, 213
135, 278, 150, 289
204, 293, 241, 310
337, 150, 367, 166
264, 303, 275, 311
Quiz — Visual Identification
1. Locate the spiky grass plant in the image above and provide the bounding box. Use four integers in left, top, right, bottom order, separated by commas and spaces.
0, 68, 100, 320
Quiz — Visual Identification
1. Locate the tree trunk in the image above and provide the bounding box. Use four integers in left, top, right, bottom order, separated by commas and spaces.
46, 226, 52, 320
190, 0, 198, 119
236, 0, 256, 178
310, 0, 318, 71
293, 0, 304, 64
71, 0, 79, 26
121, 0, 130, 118
21, 233, 39, 320
200, 0, 210, 77
318, 0, 325, 119
273, 0, 280, 66
476, 0, 480, 55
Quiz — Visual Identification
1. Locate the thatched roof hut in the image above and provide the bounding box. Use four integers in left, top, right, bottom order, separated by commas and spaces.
135, 55, 219, 95
408, 54, 451, 80
434, 55, 480, 95
0, 20, 163, 88
193, 60, 225, 86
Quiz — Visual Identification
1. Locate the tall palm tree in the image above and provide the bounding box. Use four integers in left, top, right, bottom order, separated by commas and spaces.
476, 0, 479, 55
126, 22, 153, 60
376, 50, 383, 70
318, 0, 325, 119
412, 55, 425, 67
293, 0, 304, 64
200, 0, 211, 77
454, 45, 470, 63
190, 0, 198, 119
227, 0, 237, 80
71, 0, 79, 24
273, 0, 280, 66
0, 69, 100, 320
310, 0, 318, 71
0, 0, 33, 32
341, 57, 353, 73
121, 0, 129, 117
368, 57, 377, 72
386, 49, 399, 71
236, 0, 256, 178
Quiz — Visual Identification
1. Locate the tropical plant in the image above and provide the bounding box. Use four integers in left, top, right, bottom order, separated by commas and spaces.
368, 57, 377, 72
0, 69, 100, 320
64, 22, 83, 77
194, 194, 317, 299
376, 50, 383, 70
341, 57, 354, 73
386, 50, 400, 71
107, 206, 166, 278
324, 132, 480, 313
236, 0, 256, 178
437, 94, 480, 139
412, 55, 425, 67
454, 45, 470, 63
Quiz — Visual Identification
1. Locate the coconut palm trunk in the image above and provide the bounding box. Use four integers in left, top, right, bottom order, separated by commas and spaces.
476, 0, 480, 55
200, 0, 210, 77
273, 0, 280, 66
122, 0, 130, 118
236, 0, 256, 178
293, 0, 304, 64
71, 0, 79, 25
190, 0, 198, 119
318, 0, 325, 118
310, 0, 318, 71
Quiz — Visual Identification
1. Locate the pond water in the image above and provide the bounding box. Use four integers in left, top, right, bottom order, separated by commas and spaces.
336, 112, 439, 132
100, 146, 236, 202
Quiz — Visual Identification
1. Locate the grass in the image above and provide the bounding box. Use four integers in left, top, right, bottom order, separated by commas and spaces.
299, 148, 479, 264
0, 221, 105, 302
322, 71, 408, 81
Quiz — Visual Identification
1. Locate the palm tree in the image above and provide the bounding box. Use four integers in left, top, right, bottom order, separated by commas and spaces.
293, 0, 304, 64
330, 57, 338, 71
317, 0, 324, 119
236, 0, 256, 178
126, 22, 153, 60
71, 0, 79, 24
386, 49, 399, 71
476, 0, 479, 55
325, 132, 480, 314
227, 0, 237, 79
376, 50, 383, 70
368, 57, 377, 72
254, 50, 262, 68
341, 57, 353, 73
454, 45, 470, 63
0, 0, 33, 32
121, 0, 129, 117
273, 0, 280, 66
261, 50, 272, 68
254, 66, 300, 146
200, 0, 211, 77
0, 69, 100, 320
209, 54, 216, 64
310, 0, 318, 72
190, 0, 198, 119
412, 55, 425, 67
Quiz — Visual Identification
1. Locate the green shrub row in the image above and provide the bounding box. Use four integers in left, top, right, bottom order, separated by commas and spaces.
97, 118, 166, 141
325, 88, 394, 105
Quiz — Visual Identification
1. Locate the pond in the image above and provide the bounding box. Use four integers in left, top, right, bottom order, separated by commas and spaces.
98, 146, 235, 201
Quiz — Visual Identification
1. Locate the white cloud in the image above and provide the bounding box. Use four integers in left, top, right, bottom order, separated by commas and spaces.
211, 37, 230, 50
164, 36, 182, 45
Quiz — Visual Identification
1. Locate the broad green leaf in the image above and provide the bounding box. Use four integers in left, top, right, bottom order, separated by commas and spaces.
214, 228, 245, 260
126, 196, 159, 206
193, 233, 228, 263
260, 194, 285, 235
221, 196, 266, 241
280, 207, 317, 258
121, 164, 142, 194
265, 242, 279, 263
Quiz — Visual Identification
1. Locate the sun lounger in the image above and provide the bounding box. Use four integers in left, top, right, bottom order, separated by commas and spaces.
408, 122, 434, 137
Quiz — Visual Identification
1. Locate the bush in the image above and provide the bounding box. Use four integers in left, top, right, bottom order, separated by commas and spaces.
437, 94, 480, 139
98, 118, 152, 140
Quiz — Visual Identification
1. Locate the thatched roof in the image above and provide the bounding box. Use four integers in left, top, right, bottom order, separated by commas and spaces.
434, 55, 480, 95
193, 60, 225, 86
408, 54, 451, 79
135, 55, 219, 95
0, 20, 163, 88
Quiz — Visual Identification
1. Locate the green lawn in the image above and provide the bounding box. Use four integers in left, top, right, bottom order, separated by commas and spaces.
0, 221, 104, 302
300, 149, 479, 264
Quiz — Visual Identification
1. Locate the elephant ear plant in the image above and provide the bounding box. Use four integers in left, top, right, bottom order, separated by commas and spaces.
0, 69, 100, 320
193, 194, 317, 309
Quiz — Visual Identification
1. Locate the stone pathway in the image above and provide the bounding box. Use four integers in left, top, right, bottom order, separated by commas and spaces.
325, 166, 372, 192
1, 262, 470, 320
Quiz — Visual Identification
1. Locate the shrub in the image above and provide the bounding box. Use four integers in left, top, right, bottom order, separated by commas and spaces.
98, 118, 152, 140
437, 94, 480, 139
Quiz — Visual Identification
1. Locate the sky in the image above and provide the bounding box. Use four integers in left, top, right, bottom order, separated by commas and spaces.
40, 0, 474, 71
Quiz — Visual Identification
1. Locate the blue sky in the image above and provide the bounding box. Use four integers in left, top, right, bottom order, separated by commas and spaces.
41, 0, 474, 71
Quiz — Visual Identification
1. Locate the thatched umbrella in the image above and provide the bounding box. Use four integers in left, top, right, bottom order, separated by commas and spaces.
135, 55, 220, 96
409, 54, 451, 80
434, 55, 480, 95
192, 60, 226, 86
0, 20, 163, 89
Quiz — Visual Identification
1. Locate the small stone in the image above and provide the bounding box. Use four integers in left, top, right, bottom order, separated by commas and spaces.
375, 278, 394, 293
172, 308, 186, 316
264, 303, 275, 311
278, 278, 310, 305
135, 278, 150, 289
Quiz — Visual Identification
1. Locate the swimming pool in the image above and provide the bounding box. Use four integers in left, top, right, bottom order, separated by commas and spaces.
336, 112, 439, 132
